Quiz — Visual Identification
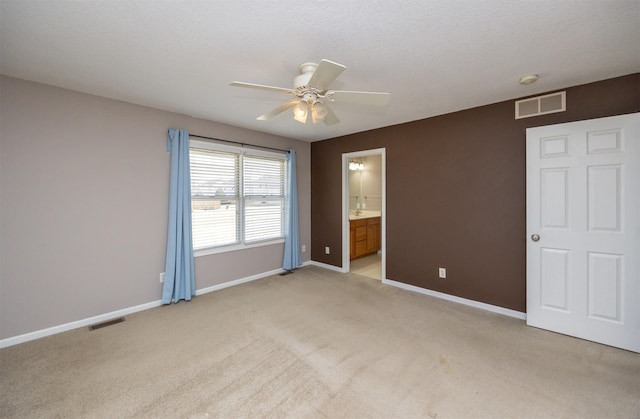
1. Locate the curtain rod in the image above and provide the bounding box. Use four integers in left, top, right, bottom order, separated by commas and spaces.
189, 134, 289, 154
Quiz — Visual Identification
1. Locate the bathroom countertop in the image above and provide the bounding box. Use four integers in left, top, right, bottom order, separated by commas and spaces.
349, 210, 381, 220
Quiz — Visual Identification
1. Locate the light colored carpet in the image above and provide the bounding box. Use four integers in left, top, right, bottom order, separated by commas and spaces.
1, 265, 639, 418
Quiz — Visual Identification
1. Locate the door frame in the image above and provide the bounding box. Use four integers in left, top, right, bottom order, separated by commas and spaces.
342, 148, 386, 279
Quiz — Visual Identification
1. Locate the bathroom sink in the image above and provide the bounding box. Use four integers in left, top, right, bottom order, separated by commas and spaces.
349, 210, 381, 220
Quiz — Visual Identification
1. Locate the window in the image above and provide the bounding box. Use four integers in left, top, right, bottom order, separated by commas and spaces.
189, 140, 287, 253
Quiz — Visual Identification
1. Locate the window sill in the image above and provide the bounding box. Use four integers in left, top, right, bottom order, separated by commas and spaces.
194, 239, 285, 258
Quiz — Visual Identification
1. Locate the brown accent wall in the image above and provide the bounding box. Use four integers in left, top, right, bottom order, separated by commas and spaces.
311, 74, 639, 312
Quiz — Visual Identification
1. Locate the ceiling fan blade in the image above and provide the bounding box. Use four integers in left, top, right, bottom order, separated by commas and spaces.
230, 81, 293, 94
322, 105, 340, 126
328, 90, 390, 106
308, 59, 346, 90
257, 100, 300, 120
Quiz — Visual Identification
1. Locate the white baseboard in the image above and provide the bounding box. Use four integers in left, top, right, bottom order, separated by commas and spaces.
308, 260, 347, 273
382, 278, 526, 320
0, 300, 163, 349
196, 267, 285, 296
1, 264, 524, 349
0, 266, 293, 349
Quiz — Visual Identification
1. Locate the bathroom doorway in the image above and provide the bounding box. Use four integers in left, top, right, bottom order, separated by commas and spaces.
342, 148, 385, 281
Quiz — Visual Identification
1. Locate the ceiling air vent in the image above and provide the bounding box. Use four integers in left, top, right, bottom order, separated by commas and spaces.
515, 91, 566, 119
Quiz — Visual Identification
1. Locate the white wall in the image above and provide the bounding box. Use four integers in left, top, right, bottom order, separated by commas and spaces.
0, 76, 311, 340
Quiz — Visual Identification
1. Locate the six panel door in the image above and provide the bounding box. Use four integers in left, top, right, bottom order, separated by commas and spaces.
526, 113, 639, 353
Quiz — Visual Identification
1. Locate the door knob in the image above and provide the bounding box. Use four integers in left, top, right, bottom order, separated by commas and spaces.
531, 234, 540, 242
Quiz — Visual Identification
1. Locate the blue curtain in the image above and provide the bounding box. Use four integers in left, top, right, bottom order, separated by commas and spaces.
162, 129, 196, 304
283, 149, 302, 270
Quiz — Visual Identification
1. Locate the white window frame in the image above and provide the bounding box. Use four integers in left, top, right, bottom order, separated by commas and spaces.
190, 139, 287, 257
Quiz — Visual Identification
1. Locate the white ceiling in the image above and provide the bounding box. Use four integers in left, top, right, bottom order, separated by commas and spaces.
1, 1, 638, 142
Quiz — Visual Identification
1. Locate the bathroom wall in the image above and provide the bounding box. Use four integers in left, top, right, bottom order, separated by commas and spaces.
348, 155, 382, 212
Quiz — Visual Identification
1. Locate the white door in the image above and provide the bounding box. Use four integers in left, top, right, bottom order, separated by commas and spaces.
526, 113, 639, 353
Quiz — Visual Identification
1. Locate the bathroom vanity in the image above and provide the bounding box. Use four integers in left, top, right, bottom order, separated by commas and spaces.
349, 211, 381, 260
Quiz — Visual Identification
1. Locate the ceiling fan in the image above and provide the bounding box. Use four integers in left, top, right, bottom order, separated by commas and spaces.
230, 59, 390, 125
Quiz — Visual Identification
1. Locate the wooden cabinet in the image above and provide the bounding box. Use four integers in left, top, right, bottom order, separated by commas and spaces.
350, 221, 356, 260
366, 217, 380, 253
350, 216, 381, 260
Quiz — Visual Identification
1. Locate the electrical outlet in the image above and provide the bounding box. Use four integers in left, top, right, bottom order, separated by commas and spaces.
325, 246, 330, 255
438, 268, 446, 279
159, 272, 165, 283
301, 245, 306, 253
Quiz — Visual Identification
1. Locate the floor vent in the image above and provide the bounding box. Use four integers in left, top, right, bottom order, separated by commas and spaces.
515, 91, 566, 119
89, 317, 125, 331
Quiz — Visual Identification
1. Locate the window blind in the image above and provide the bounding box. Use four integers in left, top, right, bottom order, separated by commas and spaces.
189, 142, 287, 251
190, 147, 240, 249
243, 154, 286, 243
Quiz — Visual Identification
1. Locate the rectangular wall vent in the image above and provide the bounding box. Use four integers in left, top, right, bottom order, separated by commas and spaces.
515, 91, 566, 119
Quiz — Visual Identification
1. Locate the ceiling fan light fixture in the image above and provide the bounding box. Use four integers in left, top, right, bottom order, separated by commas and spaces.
231, 59, 390, 126
311, 102, 329, 124
293, 101, 308, 124
314, 102, 328, 119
